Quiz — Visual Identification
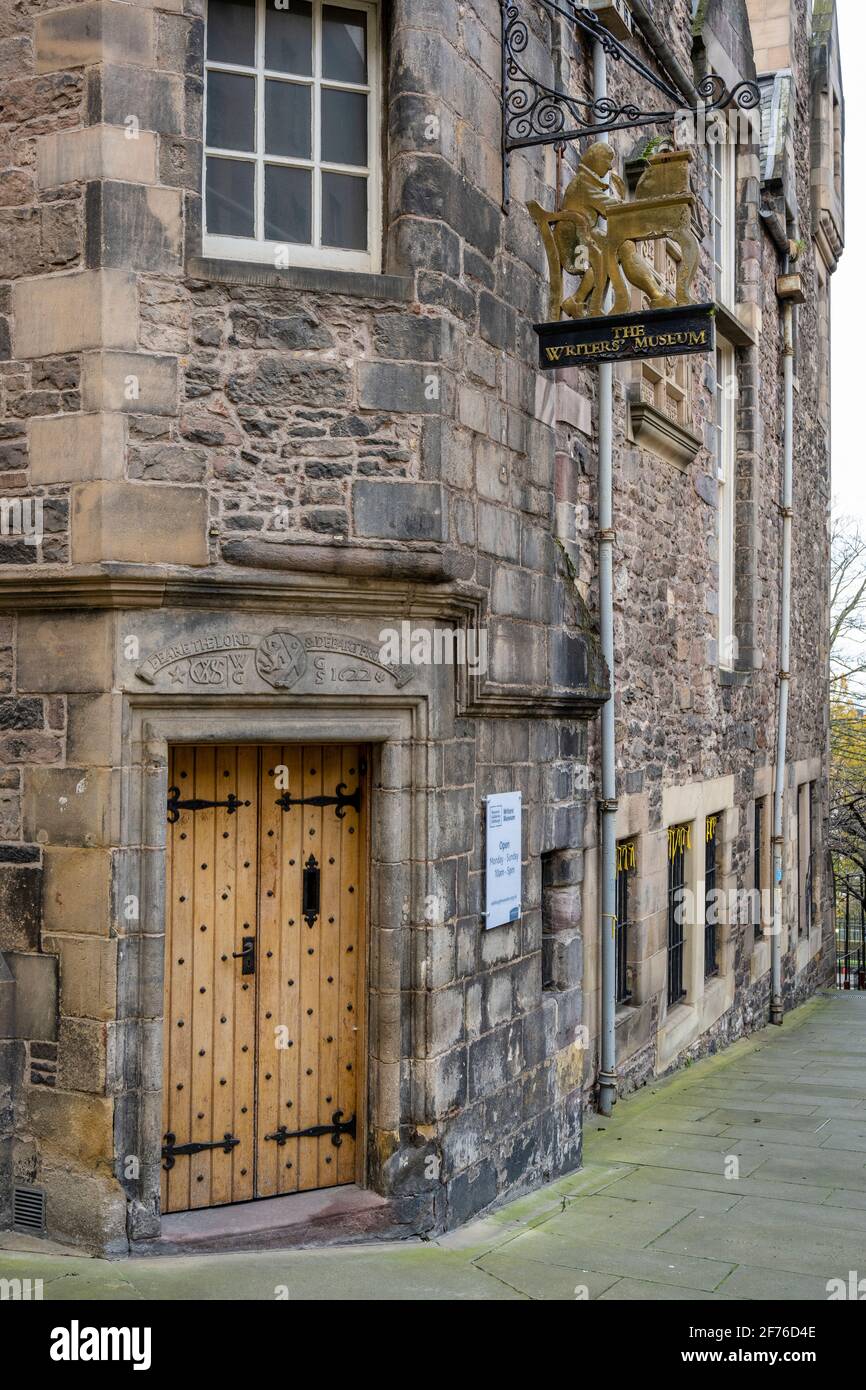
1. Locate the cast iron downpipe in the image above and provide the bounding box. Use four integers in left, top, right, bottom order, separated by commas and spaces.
628, 0, 699, 108
594, 36, 618, 1117
771, 296, 794, 1025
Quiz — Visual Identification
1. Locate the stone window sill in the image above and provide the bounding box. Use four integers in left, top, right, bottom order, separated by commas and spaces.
719, 667, 751, 687
627, 400, 702, 471
714, 301, 758, 348
186, 256, 414, 302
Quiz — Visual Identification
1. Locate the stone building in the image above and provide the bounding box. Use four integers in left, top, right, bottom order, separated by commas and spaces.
0, 0, 842, 1255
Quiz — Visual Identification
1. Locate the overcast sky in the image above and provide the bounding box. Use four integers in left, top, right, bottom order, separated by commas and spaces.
832, 0, 863, 526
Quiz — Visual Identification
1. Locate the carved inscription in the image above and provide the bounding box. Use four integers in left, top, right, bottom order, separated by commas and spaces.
134, 630, 413, 691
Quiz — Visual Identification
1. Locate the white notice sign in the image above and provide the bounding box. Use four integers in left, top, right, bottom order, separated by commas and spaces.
484, 791, 522, 930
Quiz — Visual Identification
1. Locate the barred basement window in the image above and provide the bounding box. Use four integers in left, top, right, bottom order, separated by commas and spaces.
667, 822, 690, 1007
203, 0, 381, 271
704, 813, 720, 978
615, 838, 636, 1005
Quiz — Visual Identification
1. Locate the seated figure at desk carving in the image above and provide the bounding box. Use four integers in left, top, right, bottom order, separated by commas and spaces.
529, 142, 698, 322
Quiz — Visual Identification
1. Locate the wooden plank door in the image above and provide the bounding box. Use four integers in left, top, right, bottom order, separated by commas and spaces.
162, 745, 258, 1214
162, 744, 365, 1214
255, 744, 366, 1196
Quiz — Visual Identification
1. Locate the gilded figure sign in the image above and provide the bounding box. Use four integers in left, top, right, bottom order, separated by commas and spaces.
528, 144, 700, 322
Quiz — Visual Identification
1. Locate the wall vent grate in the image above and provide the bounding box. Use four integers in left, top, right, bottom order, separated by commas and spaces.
12, 1185, 46, 1234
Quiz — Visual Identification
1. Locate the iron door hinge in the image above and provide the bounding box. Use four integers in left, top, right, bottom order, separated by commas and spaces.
275, 783, 360, 818
162, 1132, 240, 1171
264, 1111, 356, 1148
167, 788, 251, 824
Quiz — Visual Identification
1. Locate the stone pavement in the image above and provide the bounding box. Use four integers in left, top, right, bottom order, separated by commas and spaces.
2, 990, 865, 1301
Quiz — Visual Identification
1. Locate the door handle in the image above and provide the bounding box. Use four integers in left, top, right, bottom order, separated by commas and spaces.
232, 937, 255, 975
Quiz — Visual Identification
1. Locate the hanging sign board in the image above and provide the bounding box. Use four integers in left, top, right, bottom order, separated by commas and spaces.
484, 791, 522, 930
534, 303, 716, 369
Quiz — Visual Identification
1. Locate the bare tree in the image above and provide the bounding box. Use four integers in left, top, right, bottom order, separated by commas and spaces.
831, 514, 866, 696
830, 514, 866, 918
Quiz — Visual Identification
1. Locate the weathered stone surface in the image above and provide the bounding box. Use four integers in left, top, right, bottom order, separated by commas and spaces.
27, 1087, 114, 1165
36, 2, 155, 74
29, 412, 126, 483
92, 64, 183, 135
354, 481, 447, 542
17, 613, 113, 694
80, 350, 177, 415
0, 866, 42, 952
4, 952, 58, 1040
36, 1159, 127, 1253
23, 767, 113, 848
37, 125, 158, 188
71, 481, 208, 564
57, 1017, 106, 1092
43, 934, 116, 1022
43, 849, 111, 937
86, 181, 182, 273
358, 361, 442, 413
12, 270, 137, 358
225, 357, 350, 408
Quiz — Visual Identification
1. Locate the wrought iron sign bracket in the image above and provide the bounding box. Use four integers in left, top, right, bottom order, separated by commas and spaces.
500, 0, 760, 209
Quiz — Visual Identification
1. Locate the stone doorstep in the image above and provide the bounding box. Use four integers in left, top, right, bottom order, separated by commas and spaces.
126, 1186, 422, 1258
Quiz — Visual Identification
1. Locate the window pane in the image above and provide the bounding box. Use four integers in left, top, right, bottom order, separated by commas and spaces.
322, 5, 367, 84
265, 0, 313, 75
265, 164, 312, 243
321, 88, 367, 166
265, 80, 311, 159
206, 157, 255, 238
322, 171, 366, 249
207, 0, 255, 66
206, 70, 255, 151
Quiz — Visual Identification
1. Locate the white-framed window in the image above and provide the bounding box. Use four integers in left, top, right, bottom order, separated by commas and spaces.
715, 338, 737, 668
203, 0, 381, 272
709, 132, 735, 306
631, 237, 691, 426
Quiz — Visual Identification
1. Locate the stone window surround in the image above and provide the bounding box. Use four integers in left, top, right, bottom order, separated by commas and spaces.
201, 0, 383, 274
117, 694, 427, 1241
792, 754, 824, 974
657, 774, 736, 1062
749, 761, 775, 983
182, 4, 401, 299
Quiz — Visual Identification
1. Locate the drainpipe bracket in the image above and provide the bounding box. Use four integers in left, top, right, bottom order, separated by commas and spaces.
598, 798, 619, 813
779, 505, 793, 519
597, 528, 616, 543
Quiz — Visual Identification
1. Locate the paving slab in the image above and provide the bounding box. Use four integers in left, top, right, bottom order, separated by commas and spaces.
596, 1278, 734, 1300
474, 1228, 735, 1292
596, 1172, 743, 1212
714, 1265, 835, 1301
470, 1250, 622, 1300
609, 1162, 833, 1205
